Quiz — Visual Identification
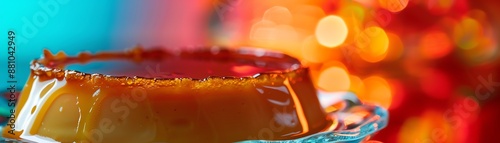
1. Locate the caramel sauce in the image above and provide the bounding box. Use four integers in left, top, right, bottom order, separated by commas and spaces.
2, 46, 331, 143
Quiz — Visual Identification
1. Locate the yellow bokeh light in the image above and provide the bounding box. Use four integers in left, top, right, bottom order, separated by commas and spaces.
399, 117, 431, 143
315, 15, 349, 48
317, 65, 351, 92
357, 26, 389, 63
361, 76, 392, 109
349, 75, 365, 95
320, 60, 348, 71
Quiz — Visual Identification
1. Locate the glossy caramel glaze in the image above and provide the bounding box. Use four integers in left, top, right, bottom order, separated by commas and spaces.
2, 46, 331, 143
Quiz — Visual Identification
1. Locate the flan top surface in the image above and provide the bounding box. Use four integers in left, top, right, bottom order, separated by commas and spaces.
31, 46, 306, 87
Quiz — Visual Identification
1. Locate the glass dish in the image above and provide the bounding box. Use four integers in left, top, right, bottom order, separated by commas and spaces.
239, 91, 388, 143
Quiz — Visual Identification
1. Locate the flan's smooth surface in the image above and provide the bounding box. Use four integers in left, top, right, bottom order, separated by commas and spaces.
2, 47, 330, 143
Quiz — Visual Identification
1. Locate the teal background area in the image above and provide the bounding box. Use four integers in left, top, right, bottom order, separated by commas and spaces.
0, 0, 145, 91
0, 0, 212, 92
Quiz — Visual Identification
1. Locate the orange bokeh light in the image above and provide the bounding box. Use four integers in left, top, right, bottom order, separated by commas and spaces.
419, 30, 453, 59
426, 0, 454, 15
349, 75, 365, 95
398, 110, 455, 143
379, 0, 409, 12
360, 76, 392, 109
301, 36, 341, 63
263, 6, 293, 25
291, 5, 326, 34
384, 32, 404, 61
317, 64, 351, 92
357, 26, 390, 63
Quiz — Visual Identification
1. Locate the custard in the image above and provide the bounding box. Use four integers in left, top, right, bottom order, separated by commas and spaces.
2, 47, 330, 143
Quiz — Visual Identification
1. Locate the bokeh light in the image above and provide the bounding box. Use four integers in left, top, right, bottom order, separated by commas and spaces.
348, 75, 365, 95
315, 15, 349, 48
301, 36, 340, 63
357, 26, 389, 63
317, 63, 351, 92
426, 0, 454, 15
263, 6, 293, 25
398, 110, 455, 143
360, 76, 392, 109
384, 32, 404, 61
453, 17, 483, 50
419, 30, 453, 59
379, 0, 409, 12
337, 3, 365, 45
291, 5, 326, 34
387, 80, 405, 110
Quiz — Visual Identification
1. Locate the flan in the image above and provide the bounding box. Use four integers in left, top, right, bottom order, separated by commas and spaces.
2, 46, 331, 143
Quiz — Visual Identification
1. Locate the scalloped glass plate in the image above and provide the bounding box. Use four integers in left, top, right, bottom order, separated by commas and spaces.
238, 91, 389, 143
0, 92, 387, 143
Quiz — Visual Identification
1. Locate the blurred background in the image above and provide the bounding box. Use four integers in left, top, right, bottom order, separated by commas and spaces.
1, 0, 499, 142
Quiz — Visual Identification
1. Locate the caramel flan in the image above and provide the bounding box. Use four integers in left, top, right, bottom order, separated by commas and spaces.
2, 46, 331, 143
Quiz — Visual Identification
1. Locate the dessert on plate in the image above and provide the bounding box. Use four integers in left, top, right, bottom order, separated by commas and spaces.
2, 46, 331, 143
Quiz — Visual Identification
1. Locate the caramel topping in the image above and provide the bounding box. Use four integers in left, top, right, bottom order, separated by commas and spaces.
33, 46, 304, 88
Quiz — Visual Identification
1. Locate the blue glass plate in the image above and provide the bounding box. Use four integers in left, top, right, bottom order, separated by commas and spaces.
0, 91, 388, 143
238, 91, 389, 143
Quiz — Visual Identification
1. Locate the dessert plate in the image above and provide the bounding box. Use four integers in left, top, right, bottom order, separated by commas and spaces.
1, 91, 388, 143
239, 91, 389, 143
